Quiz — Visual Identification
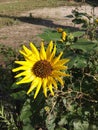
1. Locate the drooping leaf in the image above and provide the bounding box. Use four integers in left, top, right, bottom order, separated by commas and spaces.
20, 99, 32, 121
71, 39, 97, 52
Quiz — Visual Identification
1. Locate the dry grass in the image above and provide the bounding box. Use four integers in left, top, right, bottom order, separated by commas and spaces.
0, 0, 79, 27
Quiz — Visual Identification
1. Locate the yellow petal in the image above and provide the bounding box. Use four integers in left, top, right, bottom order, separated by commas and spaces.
52, 52, 63, 65
56, 59, 70, 65
48, 77, 57, 89
15, 70, 32, 78
52, 71, 70, 77
20, 49, 38, 61
15, 61, 32, 66
48, 84, 54, 96
42, 78, 48, 97
56, 76, 64, 86
23, 45, 32, 55
46, 41, 53, 58
53, 65, 68, 70
16, 75, 35, 84
19, 50, 27, 57
40, 42, 46, 60
34, 79, 42, 99
12, 66, 28, 72
27, 77, 40, 94
30, 42, 40, 59
19, 50, 32, 61
48, 44, 56, 61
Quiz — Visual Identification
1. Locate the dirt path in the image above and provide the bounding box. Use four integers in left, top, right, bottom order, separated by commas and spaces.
0, 5, 98, 49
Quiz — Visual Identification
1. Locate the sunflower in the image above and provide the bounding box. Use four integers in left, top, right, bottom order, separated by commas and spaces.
12, 41, 70, 98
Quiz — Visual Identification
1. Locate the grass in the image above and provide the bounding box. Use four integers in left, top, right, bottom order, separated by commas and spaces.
0, 0, 69, 15
0, 0, 79, 28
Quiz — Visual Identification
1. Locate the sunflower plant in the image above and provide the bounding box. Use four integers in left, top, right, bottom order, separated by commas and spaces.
39, 25, 98, 130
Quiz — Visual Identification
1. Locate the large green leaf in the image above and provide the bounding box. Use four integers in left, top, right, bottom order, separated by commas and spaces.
71, 39, 97, 52
20, 99, 32, 121
39, 28, 60, 42
68, 55, 87, 68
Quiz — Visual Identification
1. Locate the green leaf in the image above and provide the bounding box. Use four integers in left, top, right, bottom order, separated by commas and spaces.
68, 55, 87, 68
65, 15, 73, 18
72, 31, 85, 37
23, 124, 34, 130
58, 116, 67, 126
11, 90, 26, 100
39, 28, 60, 42
20, 99, 32, 121
46, 113, 56, 130
71, 39, 97, 52
73, 120, 89, 130
72, 19, 85, 24
10, 82, 20, 89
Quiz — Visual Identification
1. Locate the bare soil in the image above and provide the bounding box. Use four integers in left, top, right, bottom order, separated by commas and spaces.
0, 5, 98, 49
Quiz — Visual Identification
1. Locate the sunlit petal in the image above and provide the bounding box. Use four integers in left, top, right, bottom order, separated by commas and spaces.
57, 59, 70, 65
46, 41, 53, 58
42, 78, 48, 97
23, 45, 32, 55
30, 42, 40, 59
34, 78, 42, 99
15, 61, 32, 66
56, 76, 64, 86
48, 84, 54, 96
52, 52, 63, 65
48, 44, 56, 61
15, 70, 32, 78
48, 77, 57, 89
53, 65, 68, 70
16, 75, 35, 85
52, 71, 70, 77
27, 77, 40, 94
40, 41, 46, 60
12, 66, 28, 72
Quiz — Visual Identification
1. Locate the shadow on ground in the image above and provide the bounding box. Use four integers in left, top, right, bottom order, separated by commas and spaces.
0, 14, 80, 31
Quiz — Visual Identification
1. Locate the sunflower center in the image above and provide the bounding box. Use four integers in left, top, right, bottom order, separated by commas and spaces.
33, 60, 52, 78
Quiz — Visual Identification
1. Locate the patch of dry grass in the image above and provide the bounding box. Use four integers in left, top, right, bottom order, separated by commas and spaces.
0, 0, 79, 28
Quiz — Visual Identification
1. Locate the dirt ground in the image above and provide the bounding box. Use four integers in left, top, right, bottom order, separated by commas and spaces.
0, 4, 98, 49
